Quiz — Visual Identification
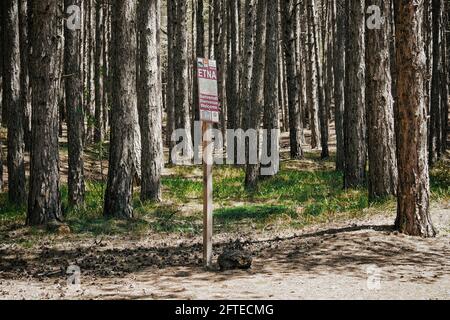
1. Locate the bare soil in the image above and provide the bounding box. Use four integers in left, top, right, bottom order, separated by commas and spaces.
1, 203, 449, 300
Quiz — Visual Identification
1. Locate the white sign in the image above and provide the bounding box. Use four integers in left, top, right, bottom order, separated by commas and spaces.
197, 58, 220, 123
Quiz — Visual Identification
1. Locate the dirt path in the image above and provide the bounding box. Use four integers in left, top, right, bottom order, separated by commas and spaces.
1, 205, 449, 300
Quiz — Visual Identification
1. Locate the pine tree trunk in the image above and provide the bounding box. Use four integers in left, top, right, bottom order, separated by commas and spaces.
104, 0, 138, 219
166, 0, 175, 156
193, 0, 204, 128
305, 1, 320, 150
4, 0, 26, 204
64, 0, 85, 207
344, 0, 366, 188
226, 0, 240, 130
137, 0, 163, 202
309, 0, 328, 159
27, 0, 63, 225
261, 0, 279, 176
282, 0, 303, 159
395, 0, 436, 237
214, 0, 227, 139
0, 4, 3, 192
429, 0, 446, 164
173, 0, 193, 161
94, 0, 104, 143
333, 0, 345, 171
245, 0, 266, 188
240, 0, 254, 132
366, 0, 398, 201
19, 0, 31, 151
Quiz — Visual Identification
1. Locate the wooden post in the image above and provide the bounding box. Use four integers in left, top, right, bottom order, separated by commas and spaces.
202, 121, 213, 268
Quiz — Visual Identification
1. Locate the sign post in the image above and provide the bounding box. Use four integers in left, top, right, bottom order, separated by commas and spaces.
197, 58, 220, 268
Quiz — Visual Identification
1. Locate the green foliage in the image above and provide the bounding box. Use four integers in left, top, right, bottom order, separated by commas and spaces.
1, 153, 449, 238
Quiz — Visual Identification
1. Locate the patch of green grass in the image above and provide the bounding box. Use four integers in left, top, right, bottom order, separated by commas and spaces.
0, 193, 26, 226
430, 159, 450, 200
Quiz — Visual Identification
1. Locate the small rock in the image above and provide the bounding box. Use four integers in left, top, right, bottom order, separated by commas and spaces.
218, 249, 252, 271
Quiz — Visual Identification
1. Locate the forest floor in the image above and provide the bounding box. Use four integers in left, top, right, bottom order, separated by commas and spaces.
0, 127, 449, 299
0, 204, 449, 300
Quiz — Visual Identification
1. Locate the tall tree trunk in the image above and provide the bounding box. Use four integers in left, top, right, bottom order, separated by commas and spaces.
441, 0, 449, 154
239, 0, 254, 131
282, 0, 303, 159
0, 3, 3, 192
173, 0, 193, 161
137, 0, 163, 202
4, 0, 26, 204
19, 0, 31, 151
214, 0, 227, 140
244, 0, 266, 188
305, 1, 320, 150
226, 0, 240, 130
166, 0, 175, 158
309, 0, 328, 158
65, 0, 85, 207
193, 0, 204, 126
104, 0, 138, 219
429, 0, 445, 164
27, 0, 63, 225
333, 0, 345, 171
94, 0, 104, 143
344, 0, 366, 188
394, 0, 436, 237
261, 0, 279, 176
366, 0, 398, 201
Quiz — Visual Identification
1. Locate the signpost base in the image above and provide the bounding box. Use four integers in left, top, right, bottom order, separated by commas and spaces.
202, 121, 213, 268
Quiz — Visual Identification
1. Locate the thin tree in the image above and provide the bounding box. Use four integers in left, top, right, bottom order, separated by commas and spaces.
333, 0, 345, 171
104, 0, 138, 219
226, 0, 240, 130
282, 0, 303, 159
19, 0, 31, 151
245, 0, 266, 188
173, 0, 193, 161
344, 0, 366, 188
261, 0, 279, 176
4, 0, 26, 204
394, 0, 436, 237
94, 0, 104, 143
137, 0, 163, 202
27, 0, 63, 225
64, 0, 85, 207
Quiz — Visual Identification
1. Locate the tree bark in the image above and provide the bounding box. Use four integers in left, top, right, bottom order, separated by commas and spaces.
226, 0, 240, 130
173, 0, 193, 161
261, 0, 279, 176
4, 0, 26, 204
366, 0, 398, 201
104, 0, 138, 219
344, 0, 366, 188
305, 1, 320, 150
282, 0, 303, 159
333, 0, 345, 171
245, 0, 266, 188
64, 0, 85, 207
27, 0, 63, 225
19, 0, 31, 151
239, 0, 254, 132
394, 0, 436, 237
166, 0, 175, 157
429, 0, 445, 164
94, 0, 104, 143
137, 0, 163, 202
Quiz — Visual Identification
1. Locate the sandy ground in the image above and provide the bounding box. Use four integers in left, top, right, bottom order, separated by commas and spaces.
1, 203, 449, 300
